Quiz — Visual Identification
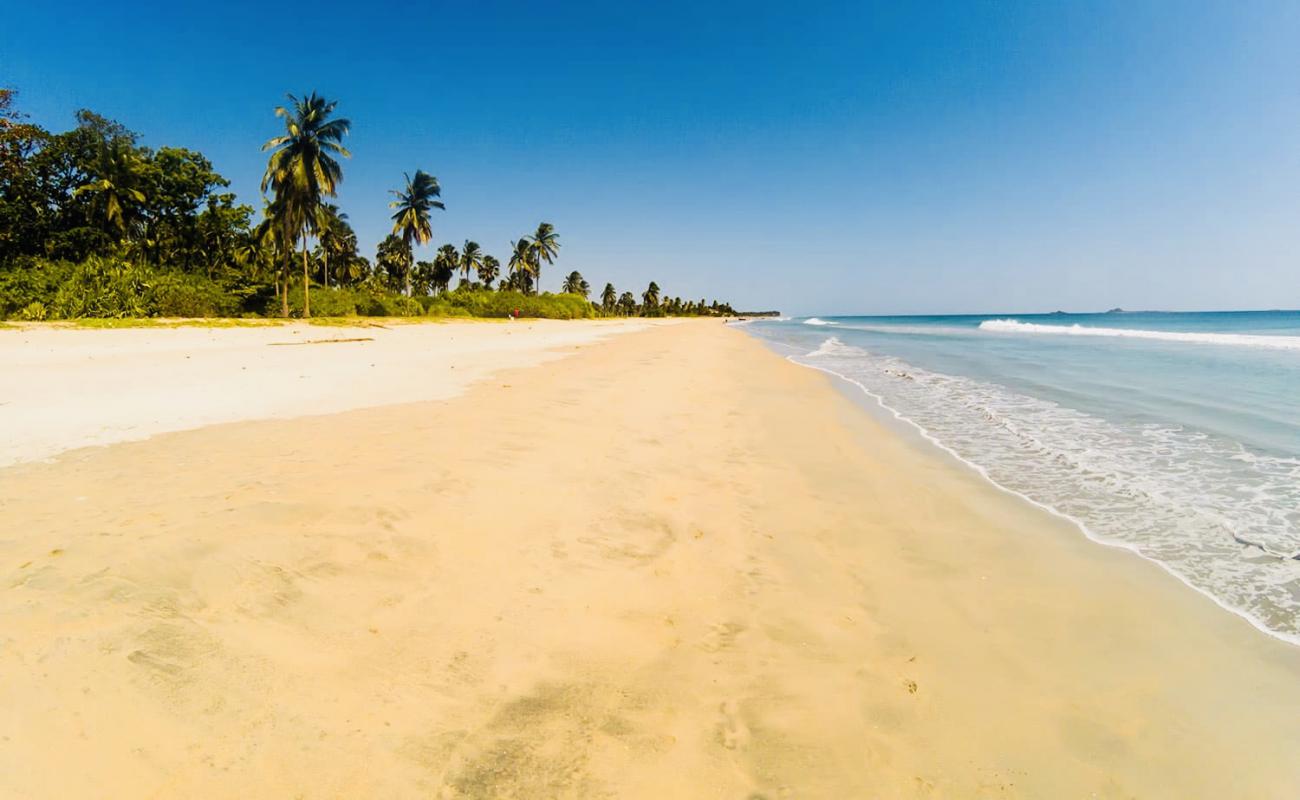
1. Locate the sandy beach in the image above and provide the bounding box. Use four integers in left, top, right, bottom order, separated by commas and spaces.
2, 319, 1299, 798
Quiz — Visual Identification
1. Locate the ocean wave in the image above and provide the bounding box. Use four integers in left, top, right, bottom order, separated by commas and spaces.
805, 336, 848, 357
780, 341, 1300, 645
980, 319, 1300, 351
802, 317, 838, 326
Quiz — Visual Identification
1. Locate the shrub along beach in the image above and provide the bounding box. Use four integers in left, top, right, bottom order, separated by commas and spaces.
0, 88, 739, 321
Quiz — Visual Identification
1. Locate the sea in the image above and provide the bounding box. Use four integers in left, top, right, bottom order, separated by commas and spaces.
744, 311, 1300, 644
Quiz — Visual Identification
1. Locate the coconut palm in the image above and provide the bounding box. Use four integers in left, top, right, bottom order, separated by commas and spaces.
618, 291, 637, 316
235, 218, 279, 292
601, 282, 617, 312
522, 222, 559, 294
478, 255, 500, 289
641, 281, 660, 314
433, 244, 458, 294
561, 270, 590, 298
261, 92, 351, 317
389, 170, 444, 295
459, 240, 483, 287
508, 238, 532, 291
74, 137, 146, 240
315, 203, 351, 287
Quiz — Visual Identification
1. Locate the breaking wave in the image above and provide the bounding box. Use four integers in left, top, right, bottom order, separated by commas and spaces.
980, 319, 1300, 351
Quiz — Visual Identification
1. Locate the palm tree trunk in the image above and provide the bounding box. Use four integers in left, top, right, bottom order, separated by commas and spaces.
280, 258, 290, 318
301, 240, 311, 318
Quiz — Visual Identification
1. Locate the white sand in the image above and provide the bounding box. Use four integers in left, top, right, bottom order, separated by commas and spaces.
0, 319, 651, 468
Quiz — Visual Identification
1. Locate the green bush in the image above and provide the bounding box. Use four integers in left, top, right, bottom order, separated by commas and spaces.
49, 256, 152, 318
280, 285, 427, 318
430, 288, 595, 319
17, 301, 47, 321
0, 256, 243, 319
149, 272, 240, 318
0, 257, 74, 317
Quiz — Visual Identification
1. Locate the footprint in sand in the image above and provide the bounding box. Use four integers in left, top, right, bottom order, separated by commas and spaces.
717, 700, 751, 750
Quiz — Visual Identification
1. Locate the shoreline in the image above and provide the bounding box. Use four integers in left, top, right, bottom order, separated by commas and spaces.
773, 339, 1300, 650
3, 320, 1299, 796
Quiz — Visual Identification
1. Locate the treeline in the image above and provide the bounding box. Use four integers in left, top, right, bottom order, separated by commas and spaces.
0, 88, 739, 321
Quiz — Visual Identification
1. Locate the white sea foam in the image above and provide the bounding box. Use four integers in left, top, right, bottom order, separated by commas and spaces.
980, 319, 1300, 351
802, 317, 838, 326
783, 334, 1300, 645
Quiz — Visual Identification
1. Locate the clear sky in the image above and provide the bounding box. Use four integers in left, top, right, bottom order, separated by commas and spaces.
4, 1, 1299, 315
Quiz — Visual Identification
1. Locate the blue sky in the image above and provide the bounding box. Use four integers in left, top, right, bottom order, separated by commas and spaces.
4, 1, 1299, 314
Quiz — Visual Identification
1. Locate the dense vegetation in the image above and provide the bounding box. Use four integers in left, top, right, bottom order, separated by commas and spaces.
0, 88, 741, 321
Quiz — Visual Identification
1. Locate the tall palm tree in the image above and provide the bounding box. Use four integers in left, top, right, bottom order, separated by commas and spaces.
458, 240, 483, 287
601, 282, 617, 312
389, 170, 444, 296
508, 239, 532, 292
478, 255, 500, 289
261, 92, 351, 317
315, 203, 351, 287
642, 281, 660, 314
74, 137, 146, 241
618, 291, 636, 316
522, 222, 559, 295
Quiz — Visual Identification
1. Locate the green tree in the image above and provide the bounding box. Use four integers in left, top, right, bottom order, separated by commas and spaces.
261, 92, 351, 317
523, 222, 559, 295
641, 281, 660, 315
375, 233, 411, 292
315, 203, 352, 287
389, 170, 443, 296
561, 270, 590, 298
73, 136, 146, 241
478, 254, 500, 289
458, 240, 483, 287
433, 244, 457, 294
507, 238, 534, 293
618, 291, 637, 316
601, 282, 617, 312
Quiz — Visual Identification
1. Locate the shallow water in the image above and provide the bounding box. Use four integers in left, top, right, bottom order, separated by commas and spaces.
746, 310, 1300, 643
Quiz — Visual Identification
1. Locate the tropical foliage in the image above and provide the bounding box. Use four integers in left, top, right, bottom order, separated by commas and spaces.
0, 87, 743, 321
261, 92, 351, 317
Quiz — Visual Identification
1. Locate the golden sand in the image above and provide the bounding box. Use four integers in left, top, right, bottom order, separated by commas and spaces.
1, 320, 1298, 798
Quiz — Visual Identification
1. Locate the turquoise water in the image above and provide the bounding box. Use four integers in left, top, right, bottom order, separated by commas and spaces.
745, 311, 1300, 643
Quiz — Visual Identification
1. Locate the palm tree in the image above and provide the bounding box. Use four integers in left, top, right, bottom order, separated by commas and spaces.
459, 240, 483, 288
508, 239, 532, 292
315, 203, 351, 287
478, 255, 500, 289
601, 282, 617, 312
618, 291, 637, 316
389, 170, 444, 296
340, 254, 369, 284
433, 244, 458, 294
642, 281, 660, 314
235, 220, 278, 291
561, 270, 590, 297
74, 137, 146, 241
522, 222, 559, 294
261, 92, 351, 317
